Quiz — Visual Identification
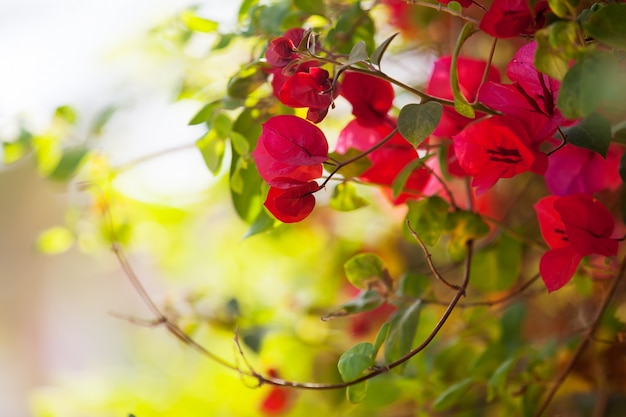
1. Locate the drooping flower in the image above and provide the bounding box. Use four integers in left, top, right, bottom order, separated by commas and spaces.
265, 28, 308, 68
278, 67, 337, 123
426, 56, 500, 137
453, 115, 547, 194
535, 194, 618, 292
264, 181, 320, 223
252, 115, 328, 188
480, 0, 549, 39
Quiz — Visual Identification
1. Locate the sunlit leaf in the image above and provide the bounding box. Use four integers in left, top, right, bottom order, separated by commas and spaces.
196, 131, 225, 174
405, 196, 449, 246
180, 10, 219, 32
373, 322, 390, 356
344, 253, 388, 291
338, 342, 375, 381
227, 64, 268, 98
55, 105, 78, 124
397, 102, 443, 148
446, 210, 489, 261
37, 226, 75, 254
48, 146, 88, 181
189, 101, 221, 125
330, 182, 368, 211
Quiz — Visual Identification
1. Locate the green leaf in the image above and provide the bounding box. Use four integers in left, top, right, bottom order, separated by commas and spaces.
48, 146, 88, 181
371, 33, 399, 68
321, 290, 384, 320
450, 23, 477, 118
230, 131, 250, 155
346, 382, 368, 404
37, 226, 75, 254
447, 1, 462, 13
562, 112, 611, 157
395, 272, 430, 299
180, 10, 219, 32
383, 299, 422, 367
432, 378, 473, 412
470, 234, 522, 293
391, 159, 422, 199
328, 148, 372, 178
90, 106, 117, 136
230, 151, 263, 223
196, 131, 225, 174
326, 2, 375, 54
557, 50, 618, 119
344, 253, 388, 290
582, 3, 626, 49
487, 357, 516, 401
345, 41, 368, 66
54, 105, 78, 124
405, 196, 450, 246
534, 25, 573, 80
243, 210, 275, 238
373, 322, 390, 356
293, 0, 325, 15
548, 0, 577, 18
445, 210, 489, 261
500, 302, 525, 352
189, 101, 221, 125
338, 342, 375, 381
397, 102, 443, 148
227, 64, 268, 99
330, 182, 368, 211
3, 128, 33, 164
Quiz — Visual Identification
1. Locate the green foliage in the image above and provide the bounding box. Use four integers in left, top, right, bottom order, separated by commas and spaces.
383, 300, 422, 368
450, 22, 477, 118
397, 102, 443, 148
344, 253, 389, 291
581, 3, 626, 49
405, 196, 449, 246
562, 112, 611, 157
330, 182, 368, 211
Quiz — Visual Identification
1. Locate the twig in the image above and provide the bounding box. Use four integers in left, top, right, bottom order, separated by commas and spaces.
406, 218, 463, 292
532, 255, 626, 417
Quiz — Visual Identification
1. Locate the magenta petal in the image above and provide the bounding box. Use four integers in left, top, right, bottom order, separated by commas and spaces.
540, 246, 583, 292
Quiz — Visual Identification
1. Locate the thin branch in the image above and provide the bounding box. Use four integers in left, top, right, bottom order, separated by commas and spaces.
406, 0, 481, 25
532, 255, 626, 417
113, 142, 196, 173
406, 218, 462, 292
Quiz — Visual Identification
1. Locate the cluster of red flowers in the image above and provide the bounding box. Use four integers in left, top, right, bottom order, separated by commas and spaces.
251, 0, 622, 300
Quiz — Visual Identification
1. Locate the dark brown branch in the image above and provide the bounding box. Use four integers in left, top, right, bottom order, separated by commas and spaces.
532, 255, 626, 417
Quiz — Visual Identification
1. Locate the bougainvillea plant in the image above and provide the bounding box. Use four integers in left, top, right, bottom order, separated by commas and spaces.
12, 0, 626, 416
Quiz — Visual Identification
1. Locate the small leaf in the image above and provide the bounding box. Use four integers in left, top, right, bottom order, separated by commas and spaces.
48, 146, 88, 181
397, 102, 443, 148
445, 210, 489, 261
338, 342, 375, 381
330, 182, 368, 211
55, 105, 78, 124
548, 0, 575, 18
405, 196, 450, 246
371, 33, 399, 68
432, 378, 473, 412
383, 299, 422, 367
450, 23, 477, 118
37, 226, 75, 254
190, 101, 221, 125
346, 41, 369, 66
230, 131, 250, 155
328, 148, 372, 178
563, 112, 611, 157
321, 290, 384, 320
180, 10, 219, 32
447, 1, 462, 13
243, 209, 275, 239
196, 131, 225, 174
373, 322, 390, 356
582, 3, 626, 49
534, 26, 571, 80
392, 159, 422, 199
487, 357, 516, 401
227, 64, 268, 98
344, 253, 388, 291
346, 383, 368, 404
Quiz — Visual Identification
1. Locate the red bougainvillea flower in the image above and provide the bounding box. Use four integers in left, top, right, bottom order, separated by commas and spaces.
545, 144, 623, 196
264, 181, 320, 223
453, 115, 547, 194
278, 67, 337, 123
340, 71, 395, 127
265, 28, 307, 68
426, 56, 500, 137
252, 115, 328, 188
479, 42, 572, 144
336, 120, 431, 203
535, 194, 618, 292
480, 0, 549, 38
